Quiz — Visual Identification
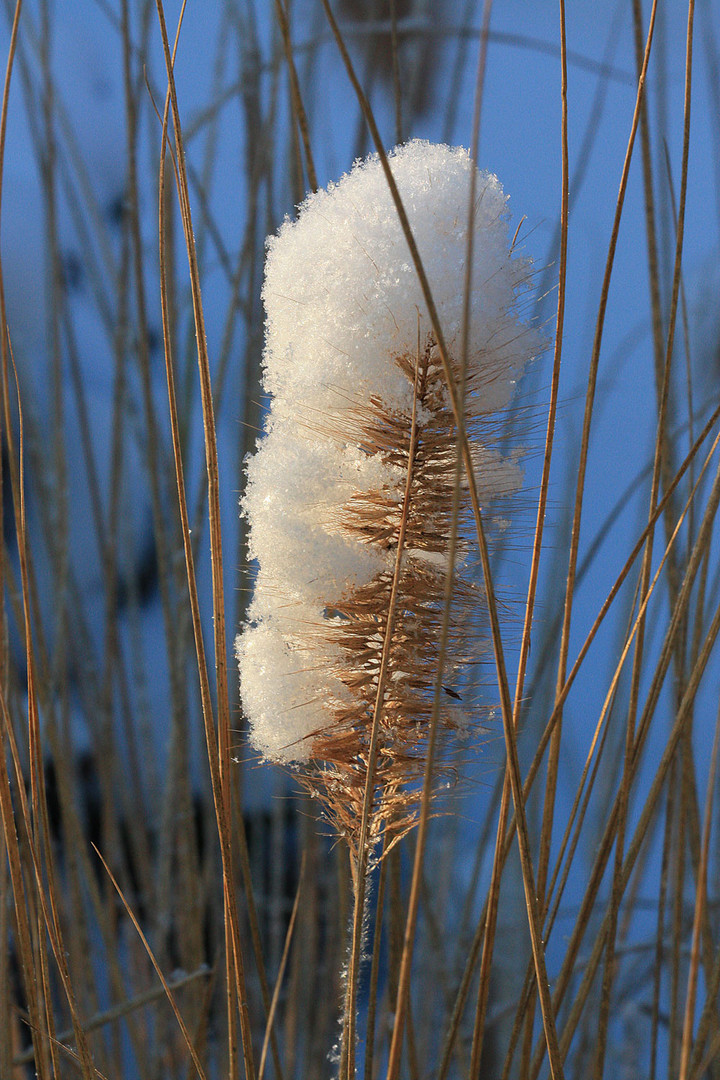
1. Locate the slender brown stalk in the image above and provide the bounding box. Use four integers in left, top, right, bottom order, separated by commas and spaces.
555, 590, 720, 1073
679, 702, 720, 1080
274, 0, 318, 192
553, 0, 659, 749
516, 0, 569, 1068
513, 426, 719, 1077
0, 14, 97, 1063
339, 331, 424, 1080
258, 854, 305, 1080
0, 11, 52, 1076
597, 11, 693, 1066
153, 4, 255, 1077
687, 920, 720, 1078
389, 0, 402, 144
439, 401, 720, 1076
528, 444, 720, 1079
232, 776, 286, 1080
11, 968, 212, 1069
363, 830, 389, 1080
0, 671, 97, 1077
386, 370, 467, 1080
94, 846, 208, 1080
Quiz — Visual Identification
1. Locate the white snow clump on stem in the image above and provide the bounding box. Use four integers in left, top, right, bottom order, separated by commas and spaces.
237, 139, 539, 768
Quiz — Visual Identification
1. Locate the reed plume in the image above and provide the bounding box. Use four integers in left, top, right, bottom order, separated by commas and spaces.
237, 140, 541, 853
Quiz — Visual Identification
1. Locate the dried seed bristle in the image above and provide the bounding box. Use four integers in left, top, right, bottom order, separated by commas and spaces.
298, 337, 489, 852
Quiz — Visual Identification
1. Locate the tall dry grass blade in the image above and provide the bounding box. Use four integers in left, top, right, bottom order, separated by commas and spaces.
651, 17, 707, 1029
552, 588, 720, 1076
503, 633, 624, 1080
660, 1, 695, 458
153, 5, 257, 1079
591, 2, 687, 1072
679, 700, 720, 1080
514, 1, 570, 727
438, 774, 507, 1080
649, 759, 677, 1080
687, 919, 720, 1078
461, 6, 519, 1073
552, 0, 658, 743
339, 323, 424, 1080
470, 757, 510, 1072
389, 0, 402, 143
0, 7, 46, 1075
0, 697, 49, 1076
233, 778, 286, 1080
44, 710, 158, 1069
0, 831, 8, 1079
363, 829, 389, 1080
0, 103, 97, 1069
0, 10, 52, 1076
93, 845, 208, 1080
258, 853, 305, 1080
119, 0, 192, 907
0, 678, 99, 1078
594, 429, 668, 1072
692, 1033, 720, 1080
3, 12, 166, 1062
438, 407, 720, 1077
528, 446, 720, 1079
11, 967, 212, 1069
655, 11, 708, 1062
632, 0, 680, 528
274, 0, 318, 193
507, 418, 713, 1076
384, 346, 468, 1080
516, 1, 569, 1068
154, 0, 232, 773
670, 792, 687, 1077
529, 399, 720, 784
544, 473, 698, 1069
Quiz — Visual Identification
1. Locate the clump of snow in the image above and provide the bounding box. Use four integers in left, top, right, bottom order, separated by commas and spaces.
261, 139, 532, 419
237, 139, 540, 763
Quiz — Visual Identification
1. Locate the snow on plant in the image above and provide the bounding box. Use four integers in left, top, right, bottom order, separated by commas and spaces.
237, 139, 540, 849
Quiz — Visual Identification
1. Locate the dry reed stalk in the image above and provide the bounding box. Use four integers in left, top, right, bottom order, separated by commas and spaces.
154, 3, 259, 1078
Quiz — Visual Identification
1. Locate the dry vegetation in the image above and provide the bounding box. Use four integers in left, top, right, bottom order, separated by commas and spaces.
1, 1, 719, 1078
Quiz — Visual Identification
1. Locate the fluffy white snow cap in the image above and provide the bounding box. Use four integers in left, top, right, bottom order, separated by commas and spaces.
238, 139, 537, 762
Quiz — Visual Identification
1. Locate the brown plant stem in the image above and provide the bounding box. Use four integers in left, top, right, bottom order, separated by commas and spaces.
339, 332, 424, 1080
154, 3, 255, 1077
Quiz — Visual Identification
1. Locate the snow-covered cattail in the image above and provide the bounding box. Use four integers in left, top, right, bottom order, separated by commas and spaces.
237, 140, 540, 850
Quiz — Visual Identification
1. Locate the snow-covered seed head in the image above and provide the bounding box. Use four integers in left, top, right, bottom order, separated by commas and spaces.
236, 140, 541, 850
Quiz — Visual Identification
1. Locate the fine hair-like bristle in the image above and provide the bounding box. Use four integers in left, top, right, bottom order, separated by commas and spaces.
236, 139, 541, 849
